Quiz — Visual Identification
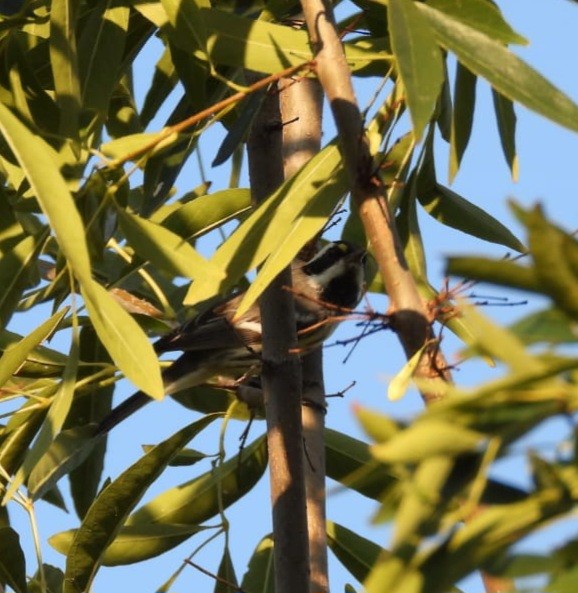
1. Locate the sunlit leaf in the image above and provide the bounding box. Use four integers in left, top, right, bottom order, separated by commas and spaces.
241, 535, 275, 593
327, 521, 382, 583
116, 208, 225, 283
82, 281, 164, 399
61, 415, 217, 593
0, 309, 67, 387
419, 185, 524, 252
50, 523, 204, 566
419, 3, 578, 133
427, 0, 528, 45
389, 0, 444, 140
0, 102, 92, 284
185, 144, 346, 310
371, 420, 485, 463
127, 435, 267, 526
49, 0, 81, 139
78, 0, 129, 114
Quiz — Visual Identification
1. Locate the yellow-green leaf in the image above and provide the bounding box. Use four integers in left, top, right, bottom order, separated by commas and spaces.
389, 0, 444, 140
82, 281, 163, 399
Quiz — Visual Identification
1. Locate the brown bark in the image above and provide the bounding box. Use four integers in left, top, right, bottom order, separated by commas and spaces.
247, 81, 310, 593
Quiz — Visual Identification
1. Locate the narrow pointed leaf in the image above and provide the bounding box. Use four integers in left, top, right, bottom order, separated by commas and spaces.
449, 63, 476, 182
82, 281, 164, 399
141, 46, 178, 127
78, 0, 129, 113
427, 0, 528, 45
127, 435, 267, 525
192, 144, 347, 315
0, 102, 92, 284
62, 415, 217, 593
371, 421, 485, 463
116, 209, 225, 283
161, 0, 209, 56
327, 521, 382, 583
3, 318, 80, 502
418, 3, 578, 133
0, 527, 27, 593
241, 535, 275, 593
419, 184, 524, 252
51, 523, 205, 566
0, 233, 41, 329
159, 189, 252, 239
0, 309, 67, 387
49, 0, 81, 138
389, 0, 444, 140
492, 90, 518, 180
27, 426, 101, 502
446, 256, 540, 293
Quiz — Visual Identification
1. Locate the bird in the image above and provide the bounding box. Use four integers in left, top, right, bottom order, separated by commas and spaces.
95, 240, 367, 435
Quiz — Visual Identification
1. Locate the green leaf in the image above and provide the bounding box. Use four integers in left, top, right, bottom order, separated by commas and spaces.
0, 102, 92, 285
61, 415, 217, 593
327, 521, 382, 583
371, 420, 485, 463
67, 326, 114, 518
101, 131, 176, 163
116, 208, 225, 283
427, 0, 528, 45
212, 91, 266, 167
492, 90, 518, 180
388, 0, 444, 140
81, 280, 164, 399
445, 256, 539, 293
3, 314, 80, 502
140, 46, 178, 127
419, 184, 524, 252
51, 523, 204, 566
241, 535, 275, 593
159, 8, 389, 75
449, 63, 476, 182
325, 428, 401, 501
397, 170, 428, 285
457, 302, 543, 372
388, 345, 427, 401
161, 0, 209, 58
127, 435, 267, 525
27, 425, 101, 502
0, 232, 42, 329
159, 189, 252, 239
516, 204, 578, 320
0, 308, 67, 387
215, 547, 238, 593
0, 329, 68, 377
418, 2, 578, 133
193, 144, 347, 315
49, 0, 81, 139
78, 0, 130, 114
0, 527, 27, 593
509, 308, 578, 345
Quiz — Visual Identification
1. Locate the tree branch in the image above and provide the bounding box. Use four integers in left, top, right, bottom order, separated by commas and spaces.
298, 0, 450, 403
279, 74, 329, 593
247, 79, 310, 593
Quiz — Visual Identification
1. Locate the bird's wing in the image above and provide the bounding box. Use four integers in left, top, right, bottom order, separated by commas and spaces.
154, 295, 262, 354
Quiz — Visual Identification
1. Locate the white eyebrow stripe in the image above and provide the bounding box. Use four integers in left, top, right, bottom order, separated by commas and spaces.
235, 320, 263, 335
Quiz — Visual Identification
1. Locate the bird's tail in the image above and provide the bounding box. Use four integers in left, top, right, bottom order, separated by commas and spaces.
95, 390, 151, 436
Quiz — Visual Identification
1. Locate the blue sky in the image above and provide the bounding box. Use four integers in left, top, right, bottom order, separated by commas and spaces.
6, 1, 578, 591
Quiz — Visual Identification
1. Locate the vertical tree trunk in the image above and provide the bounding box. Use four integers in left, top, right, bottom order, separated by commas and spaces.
247, 81, 311, 593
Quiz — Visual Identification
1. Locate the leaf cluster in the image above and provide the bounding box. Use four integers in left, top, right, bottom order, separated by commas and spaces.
1, 0, 578, 592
